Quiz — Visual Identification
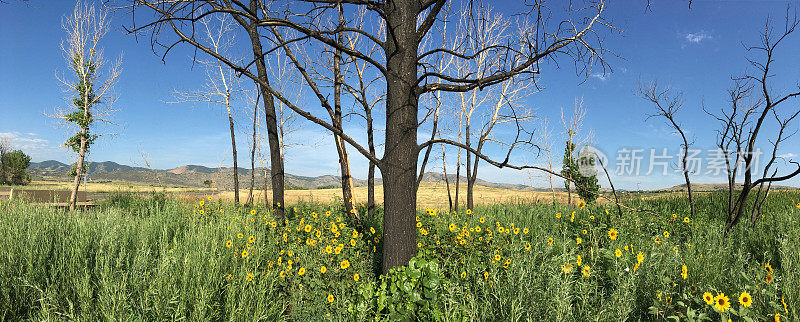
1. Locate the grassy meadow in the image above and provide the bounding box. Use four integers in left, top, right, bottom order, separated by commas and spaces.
0, 190, 798, 321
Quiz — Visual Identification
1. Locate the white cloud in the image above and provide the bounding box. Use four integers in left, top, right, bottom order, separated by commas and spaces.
0, 132, 49, 151
778, 152, 797, 159
685, 31, 712, 43
591, 73, 610, 81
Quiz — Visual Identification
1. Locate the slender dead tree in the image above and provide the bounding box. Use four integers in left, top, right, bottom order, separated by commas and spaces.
170, 15, 244, 203
244, 81, 261, 207
279, 6, 363, 224
711, 11, 800, 235
447, 5, 535, 211
126, 0, 611, 273
704, 80, 758, 221
54, 2, 121, 211
639, 81, 696, 218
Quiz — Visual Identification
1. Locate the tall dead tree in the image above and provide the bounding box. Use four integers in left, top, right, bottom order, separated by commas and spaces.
639, 81, 696, 218
244, 82, 260, 207
126, 0, 611, 273
707, 11, 800, 235
447, 5, 535, 211
279, 6, 364, 224
171, 15, 244, 203
55, 2, 121, 211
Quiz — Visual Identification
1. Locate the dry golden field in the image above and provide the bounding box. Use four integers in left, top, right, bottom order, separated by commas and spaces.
17, 180, 613, 208
210, 182, 587, 208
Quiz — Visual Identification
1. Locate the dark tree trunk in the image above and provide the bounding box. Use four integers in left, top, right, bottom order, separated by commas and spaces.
365, 96, 376, 220
242, 3, 284, 220
333, 5, 359, 224
454, 151, 460, 212
69, 129, 87, 211
468, 151, 480, 211
441, 143, 453, 212
381, 0, 420, 274
367, 161, 375, 218
227, 108, 240, 204
465, 122, 473, 210
247, 92, 258, 207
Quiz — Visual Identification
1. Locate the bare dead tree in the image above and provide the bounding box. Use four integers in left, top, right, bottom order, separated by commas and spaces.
273, 6, 364, 224
244, 81, 261, 207
337, 12, 384, 220
529, 116, 557, 205
749, 107, 800, 225
639, 80, 696, 218
52, 2, 121, 211
711, 10, 800, 235
125, 0, 612, 273
170, 15, 245, 204
138, 147, 162, 187
704, 80, 758, 220
442, 4, 535, 211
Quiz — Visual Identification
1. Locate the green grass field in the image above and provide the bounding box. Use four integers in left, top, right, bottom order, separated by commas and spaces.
0, 191, 798, 321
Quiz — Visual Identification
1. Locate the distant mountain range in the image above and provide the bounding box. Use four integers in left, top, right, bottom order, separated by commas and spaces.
27, 160, 799, 191
27, 160, 542, 190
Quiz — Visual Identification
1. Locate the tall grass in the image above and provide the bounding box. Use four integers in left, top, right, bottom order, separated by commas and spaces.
0, 190, 797, 320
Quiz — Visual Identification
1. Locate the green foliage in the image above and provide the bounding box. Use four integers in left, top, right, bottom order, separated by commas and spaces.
562, 139, 600, 203
64, 48, 99, 155
0, 149, 31, 185
350, 257, 444, 321
68, 162, 88, 177
203, 179, 212, 187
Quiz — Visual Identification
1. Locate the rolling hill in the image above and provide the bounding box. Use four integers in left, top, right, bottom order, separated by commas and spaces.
27, 160, 544, 190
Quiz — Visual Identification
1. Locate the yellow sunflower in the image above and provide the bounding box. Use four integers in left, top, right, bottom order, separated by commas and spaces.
327, 294, 334, 303
738, 292, 752, 308
615, 249, 622, 258
703, 292, 714, 305
608, 228, 619, 240
714, 293, 731, 312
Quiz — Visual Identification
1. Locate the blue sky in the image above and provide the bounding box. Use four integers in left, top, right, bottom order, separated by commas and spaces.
1, 0, 799, 190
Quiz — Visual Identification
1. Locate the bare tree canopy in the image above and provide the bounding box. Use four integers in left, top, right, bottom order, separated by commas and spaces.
121, 0, 614, 273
